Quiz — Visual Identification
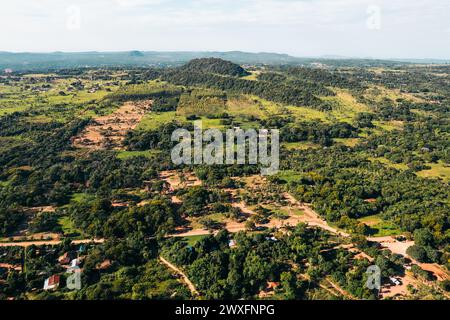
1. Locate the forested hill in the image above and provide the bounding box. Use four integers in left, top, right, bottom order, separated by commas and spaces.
0, 51, 409, 71
181, 58, 250, 77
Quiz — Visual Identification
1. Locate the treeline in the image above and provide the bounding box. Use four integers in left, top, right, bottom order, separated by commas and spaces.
106, 82, 183, 103
275, 66, 366, 90
159, 70, 323, 109
257, 72, 335, 97
280, 121, 358, 146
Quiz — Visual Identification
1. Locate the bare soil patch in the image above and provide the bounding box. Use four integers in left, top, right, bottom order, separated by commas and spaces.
0, 239, 104, 247
380, 273, 415, 299
420, 263, 449, 281
283, 193, 349, 237
72, 100, 151, 150
159, 170, 202, 191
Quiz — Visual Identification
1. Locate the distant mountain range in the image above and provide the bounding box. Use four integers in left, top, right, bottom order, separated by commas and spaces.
0, 51, 448, 71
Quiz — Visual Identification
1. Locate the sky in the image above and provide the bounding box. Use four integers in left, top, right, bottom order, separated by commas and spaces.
1, 0, 449, 59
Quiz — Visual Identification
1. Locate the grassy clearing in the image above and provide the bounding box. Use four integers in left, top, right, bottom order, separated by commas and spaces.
332, 89, 371, 113
286, 105, 328, 122
116, 150, 160, 160
58, 216, 82, 238
282, 141, 321, 150
276, 170, 303, 184
241, 71, 261, 81
176, 89, 226, 118
373, 120, 404, 132
227, 95, 268, 119
358, 214, 402, 236
264, 204, 304, 218
0, 77, 123, 121
362, 218, 402, 237
250, 95, 285, 115
368, 157, 409, 171
183, 234, 209, 246
333, 138, 360, 147
197, 117, 226, 129
321, 89, 372, 124
137, 112, 225, 131
43, 90, 109, 105
416, 162, 450, 181
70, 193, 95, 203
0, 105, 29, 116
358, 214, 383, 226
137, 111, 179, 130
363, 85, 425, 105
189, 213, 227, 230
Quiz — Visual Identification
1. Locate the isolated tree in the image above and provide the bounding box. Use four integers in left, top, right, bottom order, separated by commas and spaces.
413, 228, 435, 247
245, 220, 256, 231
406, 245, 428, 262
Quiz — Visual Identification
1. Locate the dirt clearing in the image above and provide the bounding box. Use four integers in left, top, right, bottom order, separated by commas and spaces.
159, 170, 202, 191
72, 100, 151, 150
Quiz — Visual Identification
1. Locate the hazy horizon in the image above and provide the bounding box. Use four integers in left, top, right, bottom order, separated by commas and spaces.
1, 0, 450, 59
1, 50, 449, 62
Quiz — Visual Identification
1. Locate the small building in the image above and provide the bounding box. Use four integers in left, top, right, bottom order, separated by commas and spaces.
258, 281, 281, 298
228, 240, 237, 248
44, 275, 60, 291
70, 259, 81, 268
266, 282, 281, 290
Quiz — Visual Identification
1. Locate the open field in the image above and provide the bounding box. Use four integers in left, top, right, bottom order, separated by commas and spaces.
358, 214, 402, 236
417, 162, 450, 181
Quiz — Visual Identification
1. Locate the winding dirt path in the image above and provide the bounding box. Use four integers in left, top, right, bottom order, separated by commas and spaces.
283, 193, 350, 237
159, 256, 200, 297
326, 278, 356, 300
